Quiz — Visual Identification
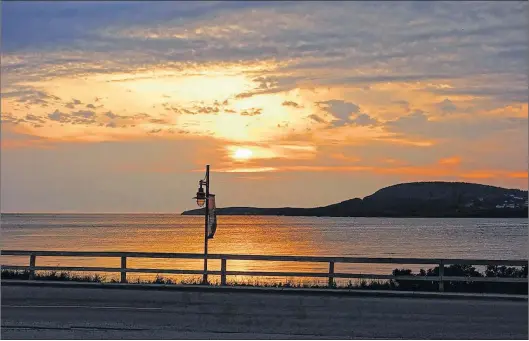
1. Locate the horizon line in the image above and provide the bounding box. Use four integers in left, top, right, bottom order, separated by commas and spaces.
2, 181, 527, 216
1, 212, 188, 215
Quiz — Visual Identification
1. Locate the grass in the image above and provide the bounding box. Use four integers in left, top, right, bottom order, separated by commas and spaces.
1, 270, 105, 283
0, 269, 388, 289
2, 264, 527, 295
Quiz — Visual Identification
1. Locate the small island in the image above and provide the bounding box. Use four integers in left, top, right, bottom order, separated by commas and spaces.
182, 181, 528, 218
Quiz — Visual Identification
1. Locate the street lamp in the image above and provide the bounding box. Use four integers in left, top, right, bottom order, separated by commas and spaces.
193, 165, 210, 284
194, 182, 206, 207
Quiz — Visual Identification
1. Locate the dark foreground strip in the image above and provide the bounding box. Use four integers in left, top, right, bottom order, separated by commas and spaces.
1, 279, 527, 302
1, 325, 347, 339
2, 325, 147, 331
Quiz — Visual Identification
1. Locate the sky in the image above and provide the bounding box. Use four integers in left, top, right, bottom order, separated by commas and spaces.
1, 1, 528, 213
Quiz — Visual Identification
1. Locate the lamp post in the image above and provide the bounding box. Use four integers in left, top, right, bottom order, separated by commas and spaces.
193, 164, 210, 284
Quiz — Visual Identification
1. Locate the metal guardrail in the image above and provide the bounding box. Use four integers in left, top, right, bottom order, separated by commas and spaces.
1, 250, 527, 291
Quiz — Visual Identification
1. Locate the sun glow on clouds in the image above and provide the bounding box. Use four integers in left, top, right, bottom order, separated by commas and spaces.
1, 1, 527, 213
233, 148, 253, 160
8, 61, 324, 144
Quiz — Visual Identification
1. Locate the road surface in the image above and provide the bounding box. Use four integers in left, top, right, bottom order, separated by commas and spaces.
1, 284, 527, 339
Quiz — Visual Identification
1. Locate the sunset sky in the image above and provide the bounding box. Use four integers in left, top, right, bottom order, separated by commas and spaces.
1, 1, 527, 213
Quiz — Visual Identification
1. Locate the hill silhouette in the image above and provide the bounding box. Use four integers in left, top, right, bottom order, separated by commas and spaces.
182, 181, 528, 218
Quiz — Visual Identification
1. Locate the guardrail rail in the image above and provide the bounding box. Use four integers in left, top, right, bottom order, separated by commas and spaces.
1, 250, 527, 292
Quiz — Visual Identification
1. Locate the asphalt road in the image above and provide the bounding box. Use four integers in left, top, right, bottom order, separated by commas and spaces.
1, 285, 527, 339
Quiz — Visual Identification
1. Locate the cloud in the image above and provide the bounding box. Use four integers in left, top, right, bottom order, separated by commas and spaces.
45, 109, 96, 125
216, 167, 279, 173
64, 98, 82, 109
214, 156, 526, 186
25, 114, 46, 123
282, 101, 302, 108
240, 108, 262, 116
385, 110, 429, 132
72, 110, 95, 119
436, 98, 457, 114
253, 76, 278, 90
22, 114, 47, 128
438, 156, 461, 166
320, 100, 359, 117
385, 109, 528, 141
351, 113, 379, 127
318, 100, 360, 127
149, 118, 171, 124
393, 100, 410, 113
161, 101, 237, 116
317, 100, 380, 128
2, 87, 61, 107
196, 106, 220, 114
234, 92, 254, 99
1, 112, 26, 125
104, 111, 121, 119
1, 1, 528, 213
47, 110, 70, 123
233, 75, 305, 99
2, 2, 526, 84
234, 86, 287, 99
430, 86, 527, 104
308, 114, 326, 124
132, 113, 151, 120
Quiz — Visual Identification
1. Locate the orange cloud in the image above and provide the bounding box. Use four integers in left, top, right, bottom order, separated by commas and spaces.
508, 171, 528, 179
281, 165, 371, 172
211, 167, 278, 173
373, 137, 435, 147
438, 156, 461, 166
459, 170, 528, 180
487, 104, 528, 119
459, 171, 495, 179
211, 156, 527, 186
329, 153, 361, 162
372, 165, 455, 177
379, 158, 408, 166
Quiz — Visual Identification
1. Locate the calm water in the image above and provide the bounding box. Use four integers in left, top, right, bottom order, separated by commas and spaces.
1, 214, 527, 283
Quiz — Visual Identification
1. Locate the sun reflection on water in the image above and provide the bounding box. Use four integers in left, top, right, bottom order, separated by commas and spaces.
1, 214, 527, 284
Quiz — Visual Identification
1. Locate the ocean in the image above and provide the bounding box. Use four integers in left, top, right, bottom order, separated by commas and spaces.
1, 214, 527, 284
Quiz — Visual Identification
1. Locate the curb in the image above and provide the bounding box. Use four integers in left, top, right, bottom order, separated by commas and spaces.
2, 280, 527, 301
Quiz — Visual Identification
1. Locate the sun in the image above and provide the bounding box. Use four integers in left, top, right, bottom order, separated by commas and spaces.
233, 148, 253, 160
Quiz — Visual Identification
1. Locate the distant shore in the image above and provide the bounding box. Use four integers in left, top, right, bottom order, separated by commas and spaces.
181, 207, 529, 218
183, 181, 528, 218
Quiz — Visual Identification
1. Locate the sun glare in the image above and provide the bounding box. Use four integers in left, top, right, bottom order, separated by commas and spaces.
233, 148, 253, 160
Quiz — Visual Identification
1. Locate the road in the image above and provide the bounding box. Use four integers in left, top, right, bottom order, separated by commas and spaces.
1, 284, 527, 339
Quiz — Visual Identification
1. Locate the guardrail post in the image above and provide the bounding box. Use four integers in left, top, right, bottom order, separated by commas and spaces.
121, 256, 127, 283
438, 260, 444, 292
328, 261, 335, 288
29, 254, 36, 280
221, 258, 227, 286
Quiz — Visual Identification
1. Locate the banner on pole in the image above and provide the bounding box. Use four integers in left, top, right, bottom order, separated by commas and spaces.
207, 194, 217, 239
